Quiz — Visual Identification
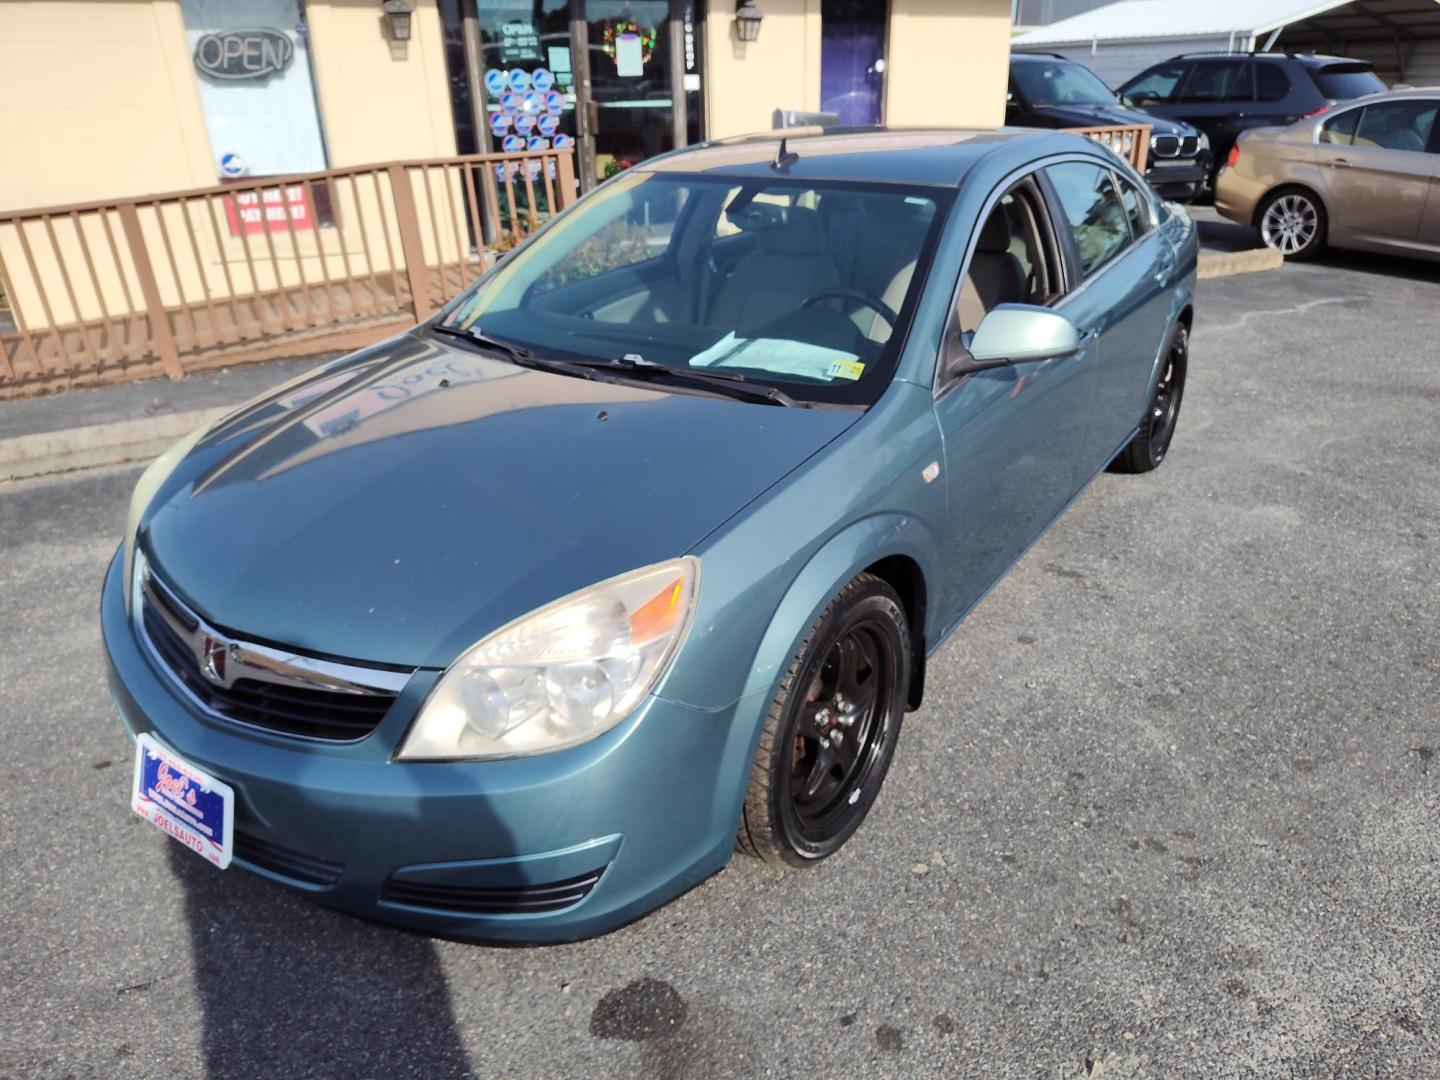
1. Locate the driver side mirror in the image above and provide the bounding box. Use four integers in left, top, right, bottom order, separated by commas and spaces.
947, 305, 1081, 377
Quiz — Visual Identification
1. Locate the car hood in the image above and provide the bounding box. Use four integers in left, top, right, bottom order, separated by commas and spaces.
1033, 102, 1197, 138
141, 333, 857, 669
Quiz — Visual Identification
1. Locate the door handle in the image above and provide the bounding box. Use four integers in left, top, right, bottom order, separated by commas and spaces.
1333, 157, 1352, 168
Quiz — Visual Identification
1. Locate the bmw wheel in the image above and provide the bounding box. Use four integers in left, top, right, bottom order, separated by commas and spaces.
738, 573, 909, 866
1257, 188, 1326, 261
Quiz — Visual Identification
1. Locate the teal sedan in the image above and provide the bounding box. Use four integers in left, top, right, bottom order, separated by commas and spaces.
103, 128, 1196, 942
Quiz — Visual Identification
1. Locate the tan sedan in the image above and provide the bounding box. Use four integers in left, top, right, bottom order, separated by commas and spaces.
1215, 87, 1440, 261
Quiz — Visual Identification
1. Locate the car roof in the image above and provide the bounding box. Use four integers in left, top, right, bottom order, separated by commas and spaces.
1172, 51, 1372, 68
635, 127, 1102, 188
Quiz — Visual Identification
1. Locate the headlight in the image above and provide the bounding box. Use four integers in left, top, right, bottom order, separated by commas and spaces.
123, 427, 208, 611
1197, 131, 1210, 151
398, 558, 699, 761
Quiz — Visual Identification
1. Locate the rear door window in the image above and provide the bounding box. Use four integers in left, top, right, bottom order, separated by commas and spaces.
1045, 162, 1133, 279
1224, 63, 1255, 102
1123, 62, 1189, 105
1311, 65, 1386, 100
1255, 64, 1291, 102
1179, 62, 1248, 103
1352, 99, 1439, 152
1319, 107, 1361, 144
1117, 175, 1152, 238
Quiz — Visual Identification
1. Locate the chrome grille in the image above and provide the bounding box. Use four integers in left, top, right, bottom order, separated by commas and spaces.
134, 552, 411, 742
1151, 134, 1200, 159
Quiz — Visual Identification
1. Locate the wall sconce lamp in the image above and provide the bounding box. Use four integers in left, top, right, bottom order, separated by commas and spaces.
734, 0, 764, 43
382, 0, 414, 41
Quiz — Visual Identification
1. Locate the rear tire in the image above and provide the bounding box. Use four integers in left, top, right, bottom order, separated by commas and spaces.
738, 574, 909, 867
1111, 324, 1187, 475
1256, 187, 1327, 261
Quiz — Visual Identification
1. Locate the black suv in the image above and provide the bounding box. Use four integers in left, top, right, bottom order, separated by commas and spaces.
1008, 54, 1212, 202
1118, 53, 1386, 183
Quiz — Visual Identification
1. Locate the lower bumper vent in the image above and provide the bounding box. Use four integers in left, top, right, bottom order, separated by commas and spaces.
235, 832, 344, 887
382, 868, 605, 915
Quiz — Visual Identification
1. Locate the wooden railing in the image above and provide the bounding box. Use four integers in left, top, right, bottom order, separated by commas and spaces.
0, 148, 577, 397
1067, 124, 1151, 173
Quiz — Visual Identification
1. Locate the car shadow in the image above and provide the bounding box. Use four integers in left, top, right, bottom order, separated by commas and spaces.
166, 844, 474, 1079
1195, 210, 1438, 283
1194, 214, 1261, 254
1310, 247, 1440, 284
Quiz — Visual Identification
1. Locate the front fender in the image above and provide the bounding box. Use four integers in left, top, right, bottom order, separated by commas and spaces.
655, 379, 944, 714
738, 513, 941, 701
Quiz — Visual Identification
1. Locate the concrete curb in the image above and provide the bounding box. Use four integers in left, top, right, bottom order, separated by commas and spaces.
1198, 246, 1284, 280
0, 406, 232, 483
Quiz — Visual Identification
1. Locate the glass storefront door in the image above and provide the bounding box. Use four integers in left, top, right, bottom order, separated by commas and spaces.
469, 0, 581, 159
820, 0, 888, 126
585, 0, 679, 181
442, 0, 695, 192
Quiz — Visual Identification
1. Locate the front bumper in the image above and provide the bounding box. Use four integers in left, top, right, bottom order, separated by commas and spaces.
1144, 156, 1212, 202
101, 546, 763, 943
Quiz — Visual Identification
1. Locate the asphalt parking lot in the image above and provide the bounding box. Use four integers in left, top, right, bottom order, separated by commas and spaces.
2, 251, 1437, 1079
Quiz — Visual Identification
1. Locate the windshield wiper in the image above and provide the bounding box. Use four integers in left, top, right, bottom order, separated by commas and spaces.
431, 322, 532, 362
430, 323, 599, 381
560, 355, 802, 407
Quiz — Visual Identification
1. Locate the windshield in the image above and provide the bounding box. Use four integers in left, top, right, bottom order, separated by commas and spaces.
441, 172, 951, 406
1012, 61, 1117, 106
1312, 65, 1385, 101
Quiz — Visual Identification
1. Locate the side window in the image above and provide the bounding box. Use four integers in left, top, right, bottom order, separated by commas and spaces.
1045, 162, 1133, 278
1179, 62, 1246, 103
1224, 63, 1254, 102
955, 180, 1063, 331
1255, 63, 1291, 102
1353, 100, 1439, 152
1117, 175, 1152, 238
1320, 108, 1361, 144
1123, 63, 1188, 105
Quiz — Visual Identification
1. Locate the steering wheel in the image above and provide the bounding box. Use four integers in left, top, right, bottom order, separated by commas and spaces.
801, 288, 900, 332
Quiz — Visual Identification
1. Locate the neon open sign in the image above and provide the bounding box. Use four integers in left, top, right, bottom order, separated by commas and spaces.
193, 28, 295, 81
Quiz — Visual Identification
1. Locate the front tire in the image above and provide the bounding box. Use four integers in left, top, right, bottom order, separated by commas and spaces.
1111, 323, 1188, 474
738, 574, 909, 866
1257, 187, 1327, 261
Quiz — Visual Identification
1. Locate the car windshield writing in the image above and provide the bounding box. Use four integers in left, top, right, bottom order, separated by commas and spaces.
1013, 62, 1116, 106
444, 172, 947, 406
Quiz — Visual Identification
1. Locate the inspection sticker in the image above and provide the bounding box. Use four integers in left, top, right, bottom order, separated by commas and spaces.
827, 359, 866, 381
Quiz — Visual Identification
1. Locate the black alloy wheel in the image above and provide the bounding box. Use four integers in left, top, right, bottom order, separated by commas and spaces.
739, 573, 909, 865
1110, 324, 1188, 474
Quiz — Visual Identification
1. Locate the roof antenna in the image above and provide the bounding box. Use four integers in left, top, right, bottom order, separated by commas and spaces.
772, 136, 799, 170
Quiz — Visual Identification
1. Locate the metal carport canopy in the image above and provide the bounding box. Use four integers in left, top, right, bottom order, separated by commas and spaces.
1013, 0, 1440, 52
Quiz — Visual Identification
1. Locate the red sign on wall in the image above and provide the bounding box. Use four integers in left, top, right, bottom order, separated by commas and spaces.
223, 184, 314, 235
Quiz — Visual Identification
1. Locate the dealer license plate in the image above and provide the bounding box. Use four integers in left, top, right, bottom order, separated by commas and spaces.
131, 733, 233, 869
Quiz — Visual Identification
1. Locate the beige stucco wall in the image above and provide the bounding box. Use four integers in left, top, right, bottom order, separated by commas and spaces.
704, 0, 822, 139
0, 1, 463, 334
305, 0, 457, 166
703, 0, 1010, 139
0, 0, 214, 211
0, 0, 457, 214
887, 0, 1010, 128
